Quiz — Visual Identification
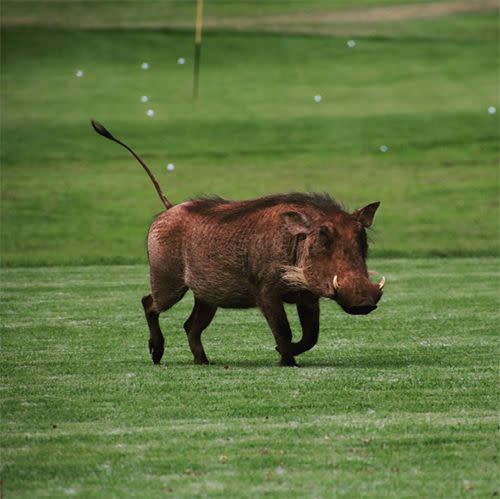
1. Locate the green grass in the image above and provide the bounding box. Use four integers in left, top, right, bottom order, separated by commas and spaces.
1, 258, 498, 497
1, 15, 499, 266
1, 4, 499, 497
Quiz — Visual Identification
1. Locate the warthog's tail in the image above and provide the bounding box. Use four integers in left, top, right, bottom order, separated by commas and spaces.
91, 119, 173, 210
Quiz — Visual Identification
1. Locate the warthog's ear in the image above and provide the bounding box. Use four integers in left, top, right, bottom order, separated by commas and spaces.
281, 211, 311, 236
353, 202, 380, 228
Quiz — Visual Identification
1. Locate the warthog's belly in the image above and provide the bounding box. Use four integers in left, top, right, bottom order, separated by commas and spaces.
187, 283, 257, 309
184, 265, 257, 308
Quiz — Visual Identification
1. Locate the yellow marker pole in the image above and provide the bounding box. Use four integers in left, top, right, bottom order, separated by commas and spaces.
193, 0, 204, 99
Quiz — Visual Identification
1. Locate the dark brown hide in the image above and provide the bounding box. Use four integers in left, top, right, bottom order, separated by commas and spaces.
142, 193, 383, 366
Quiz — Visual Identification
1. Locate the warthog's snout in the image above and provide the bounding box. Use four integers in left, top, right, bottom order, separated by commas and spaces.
341, 304, 378, 315
331, 274, 384, 316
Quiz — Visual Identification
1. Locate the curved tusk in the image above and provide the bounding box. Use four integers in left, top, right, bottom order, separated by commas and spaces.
333, 275, 339, 292
378, 276, 386, 290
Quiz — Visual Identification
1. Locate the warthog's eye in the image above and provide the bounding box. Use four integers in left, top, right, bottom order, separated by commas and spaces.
318, 225, 333, 249
359, 228, 368, 258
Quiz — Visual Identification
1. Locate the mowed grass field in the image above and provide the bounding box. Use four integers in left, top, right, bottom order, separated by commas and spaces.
1, 1, 499, 497
1, 259, 498, 497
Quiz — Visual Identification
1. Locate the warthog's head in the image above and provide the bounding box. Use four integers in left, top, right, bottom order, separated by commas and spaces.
282, 202, 384, 315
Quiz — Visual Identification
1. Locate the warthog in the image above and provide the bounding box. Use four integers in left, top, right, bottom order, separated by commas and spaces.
92, 120, 385, 366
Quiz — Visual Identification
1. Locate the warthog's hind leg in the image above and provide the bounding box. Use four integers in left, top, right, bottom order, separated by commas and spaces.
184, 298, 217, 365
142, 286, 186, 365
142, 294, 164, 364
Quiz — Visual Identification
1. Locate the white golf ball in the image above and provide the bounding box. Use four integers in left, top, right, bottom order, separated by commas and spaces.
141, 62, 150, 70
314, 95, 322, 103
167, 163, 175, 171
177, 57, 186, 65
75, 70, 84, 77
487, 106, 496, 114
379, 145, 389, 153
146, 109, 155, 117
141, 95, 149, 103
347, 40, 356, 48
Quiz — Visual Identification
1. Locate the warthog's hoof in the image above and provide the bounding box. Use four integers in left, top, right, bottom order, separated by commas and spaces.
279, 355, 298, 367
193, 354, 209, 365
149, 339, 164, 364
194, 359, 210, 365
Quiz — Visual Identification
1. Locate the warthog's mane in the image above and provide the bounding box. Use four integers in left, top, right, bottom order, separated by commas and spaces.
185, 192, 345, 221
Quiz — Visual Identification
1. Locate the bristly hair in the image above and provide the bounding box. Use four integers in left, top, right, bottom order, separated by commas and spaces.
185, 192, 345, 220
281, 265, 310, 290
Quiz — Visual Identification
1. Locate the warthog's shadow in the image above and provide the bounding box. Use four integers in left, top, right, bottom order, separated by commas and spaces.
158, 350, 451, 369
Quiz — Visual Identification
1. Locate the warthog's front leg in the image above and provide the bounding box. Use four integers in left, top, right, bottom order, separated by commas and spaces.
258, 296, 297, 366
291, 300, 320, 356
